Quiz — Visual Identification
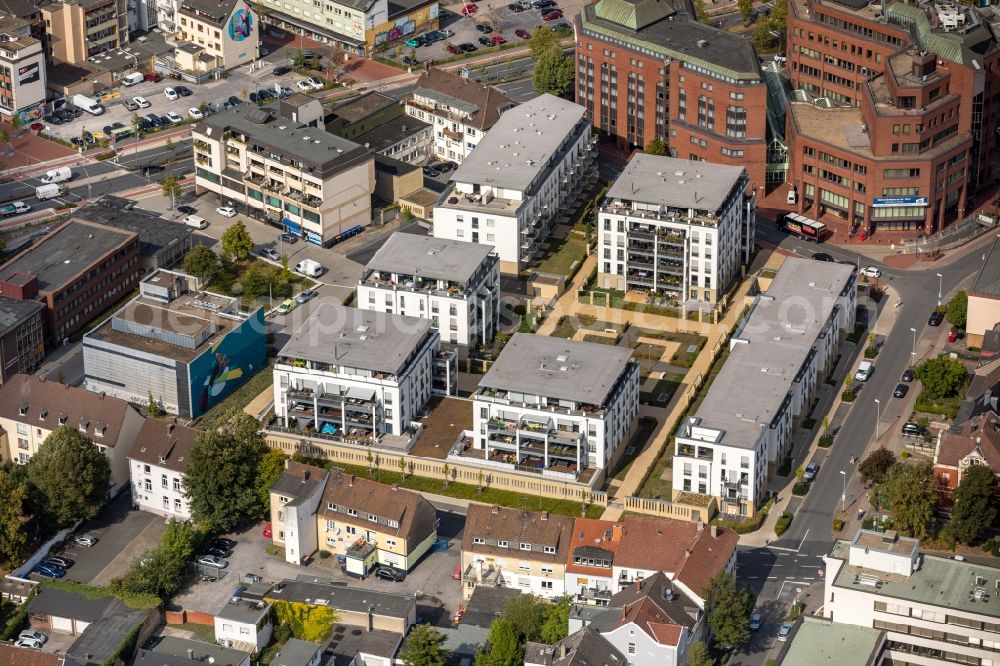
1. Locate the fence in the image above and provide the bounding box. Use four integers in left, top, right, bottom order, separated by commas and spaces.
623, 496, 717, 522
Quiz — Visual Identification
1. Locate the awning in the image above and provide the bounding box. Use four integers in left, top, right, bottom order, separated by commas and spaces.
346, 386, 376, 401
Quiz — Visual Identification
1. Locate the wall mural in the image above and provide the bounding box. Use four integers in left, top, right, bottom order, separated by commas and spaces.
373, 16, 415, 46
228, 3, 254, 41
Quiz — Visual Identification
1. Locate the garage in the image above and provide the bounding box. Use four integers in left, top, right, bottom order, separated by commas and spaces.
51, 616, 75, 634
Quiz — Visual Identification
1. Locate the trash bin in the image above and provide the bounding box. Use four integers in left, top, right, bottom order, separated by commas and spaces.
949, 330, 957, 343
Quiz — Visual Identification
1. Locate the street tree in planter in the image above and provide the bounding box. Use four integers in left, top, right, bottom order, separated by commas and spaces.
703, 571, 753, 649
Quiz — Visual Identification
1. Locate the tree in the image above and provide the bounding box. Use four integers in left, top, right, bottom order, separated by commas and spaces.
532, 47, 574, 97
945, 290, 968, 329
26, 427, 110, 528
256, 449, 288, 511
645, 138, 667, 156
221, 220, 254, 262
769, 0, 788, 36
858, 447, 896, 485
915, 356, 967, 400
684, 641, 715, 666
476, 619, 524, 666
751, 18, 774, 49
737, 0, 755, 24
528, 26, 558, 58
884, 461, 936, 538
184, 412, 268, 531
946, 464, 997, 545
539, 596, 571, 643
693, 0, 707, 22
504, 593, 546, 640
183, 245, 221, 282
112, 519, 199, 598
161, 175, 182, 210
486, 6, 504, 32
399, 624, 451, 666
0, 464, 28, 568
703, 571, 752, 649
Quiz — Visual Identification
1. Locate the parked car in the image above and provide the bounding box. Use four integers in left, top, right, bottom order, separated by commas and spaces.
132, 96, 151, 108
423, 166, 440, 177
175, 85, 193, 97
205, 546, 232, 559
165, 111, 183, 124
515, 28, 531, 39
460, 3, 477, 14
902, 421, 925, 436
144, 72, 162, 82
279, 232, 298, 244
509, 3, 526, 10
15, 637, 43, 649
928, 310, 944, 326
404, 37, 422, 47
750, 613, 762, 631
459, 42, 478, 52
893, 383, 909, 398
812, 252, 834, 262
45, 556, 73, 569
860, 266, 882, 279
163, 87, 179, 100
18, 630, 47, 645
297, 80, 315, 92
403, 56, 419, 66
228, 95, 243, 107
197, 554, 228, 568
778, 624, 792, 641
216, 206, 237, 217
211, 537, 237, 550
476, 23, 492, 32
374, 567, 405, 582
74, 535, 97, 547
296, 289, 318, 303
437, 162, 454, 172
803, 462, 819, 482
273, 65, 291, 76
901, 368, 914, 382
258, 247, 281, 261
263, 523, 272, 538
542, 10, 563, 20
177, 205, 197, 215
446, 44, 462, 54
491, 35, 507, 45
31, 562, 65, 578
478, 36, 492, 45
276, 299, 297, 315
188, 107, 204, 119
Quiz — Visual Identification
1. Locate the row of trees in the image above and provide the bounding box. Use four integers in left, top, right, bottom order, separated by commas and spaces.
529, 27, 575, 98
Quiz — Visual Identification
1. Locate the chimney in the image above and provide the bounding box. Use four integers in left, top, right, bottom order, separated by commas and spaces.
559, 644, 568, 659
303, 470, 310, 482
367, 606, 374, 631
491, 505, 500, 514
99, 392, 105, 399
612, 524, 623, 541
711, 525, 718, 538
349, 474, 354, 487
541, 511, 549, 521
187, 648, 194, 660
167, 422, 175, 435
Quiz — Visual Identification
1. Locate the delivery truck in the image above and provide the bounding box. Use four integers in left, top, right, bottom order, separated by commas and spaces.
35, 184, 63, 200
0, 201, 30, 216
71, 94, 104, 115
39, 167, 72, 184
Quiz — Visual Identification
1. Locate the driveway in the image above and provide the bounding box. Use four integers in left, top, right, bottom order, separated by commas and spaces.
49, 494, 165, 585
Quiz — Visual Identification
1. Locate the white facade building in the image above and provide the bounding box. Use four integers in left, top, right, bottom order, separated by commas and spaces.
215, 600, 272, 652
823, 529, 1000, 666
432, 94, 598, 273
0, 15, 47, 121
274, 304, 453, 439
597, 154, 756, 306
672, 258, 856, 516
358, 233, 499, 347
128, 419, 197, 521
458, 334, 639, 481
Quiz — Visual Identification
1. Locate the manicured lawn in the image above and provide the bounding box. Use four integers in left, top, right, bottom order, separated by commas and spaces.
535, 234, 587, 278
166, 623, 216, 643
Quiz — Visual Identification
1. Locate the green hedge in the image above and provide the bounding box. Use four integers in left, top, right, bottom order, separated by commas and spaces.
0, 601, 28, 642
775, 512, 793, 536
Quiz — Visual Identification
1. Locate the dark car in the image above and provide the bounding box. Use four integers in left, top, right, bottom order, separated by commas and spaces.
437, 162, 454, 172
279, 233, 298, 244
45, 556, 74, 569
402, 56, 419, 66
902, 421, 925, 436
476, 23, 492, 32
423, 166, 440, 177
175, 85, 193, 97
228, 95, 243, 107
929, 310, 944, 326
509, 3, 526, 10
902, 368, 914, 382
44, 115, 63, 125
446, 44, 462, 54
812, 252, 834, 262
459, 42, 478, 52
515, 28, 531, 39
205, 546, 232, 559
533, 0, 556, 8
32, 562, 64, 578
478, 36, 492, 45
893, 383, 909, 398
249, 91, 260, 103
138, 119, 152, 131
273, 65, 291, 76
177, 205, 198, 215
141, 165, 166, 175
211, 537, 237, 550
374, 567, 405, 582
542, 10, 563, 19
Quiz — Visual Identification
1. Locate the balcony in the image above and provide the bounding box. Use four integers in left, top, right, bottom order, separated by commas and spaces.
577, 587, 613, 605
346, 538, 377, 559
677, 445, 713, 461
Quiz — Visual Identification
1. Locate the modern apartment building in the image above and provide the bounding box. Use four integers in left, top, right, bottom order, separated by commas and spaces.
461, 504, 574, 600
274, 304, 453, 439
42, 0, 125, 64
404, 68, 516, 164
823, 529, 1000, 666
785, 0, 1000, 238
458, 333, 639, 483
575, 0, 769, 187
0, 296, 43, 385
83, 269, 267, 419
358, 233, 499, 348
0, 219, 141, 346
597, 154, 755, 306
0, 374, 145, 493
672, 258, 856, 516
0, 14, 46, 121
174, 0, 260, 71
193, 108, 374, 246
128, 418, 198, 520
433, 94, 598, 273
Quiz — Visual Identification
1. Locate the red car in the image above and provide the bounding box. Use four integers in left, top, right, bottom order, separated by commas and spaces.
515, 28, 531, 39
460, 3, 477, 13
542, 10, 562, 19
29, 122, 44, 132
491, 35, 507, 45
144, 72, 162, 82
447, 44, 463, 54
263, 523, 272, 538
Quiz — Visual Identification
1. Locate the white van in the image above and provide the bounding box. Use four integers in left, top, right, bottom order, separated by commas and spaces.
855, 360, 874, 382
35, 184, 63, 200
71, 94, 104, 115
294, 258, 323, 278
39, 167, 72, 184
122, 72, 144, 87
182, 215, 208, 230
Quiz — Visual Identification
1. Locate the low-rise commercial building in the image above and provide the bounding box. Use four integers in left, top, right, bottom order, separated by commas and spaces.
83, 269, 266, 419
672, 258, 856, 516
404, 68, 516, 164
461, 504, 573, 599
265, 578, 416, 634
456, 334, 638, 483
0, 374, 144, 492
0, 296, 43, 385
597, 154, 755, 306
823, 529, 1000, 666
128, 418, 198, 520
274, 304, 453, 440
0, 14, 46, 121
432, 94, 598, 273
358, 233, 499, 347
76, 196, 193, 271
0, 219, 141, 346
193, 108, 374, 246
174, 0, 260, 72
777, 616, 885, 666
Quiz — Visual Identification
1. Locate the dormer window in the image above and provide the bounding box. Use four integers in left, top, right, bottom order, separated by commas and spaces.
94, 422, 107, 438
544, 546, 556, 554
498, 540, 508, 548
18, 402, 27, 416
346, 508, 357, 517
78, 418, 89, 432
38, 409, 47, 421
473, 537, 485, 545
520, 543, 531, 551
368, 513, 378, 523
58, 413, 67, 425
327, 502, 338, 512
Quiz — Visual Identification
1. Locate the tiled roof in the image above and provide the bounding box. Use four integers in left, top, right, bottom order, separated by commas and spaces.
0, 643, 63, 666
462, 504, 573, 563
937, 411, 1000, 469
317, 468, 438, 546
565, 518, 623, 576
128, 418, 197, 474
525, 626, 627, 666
269, 461, 328, 505
408, 68, 516, 131
0, 374, 134, 448
674, 524, 739, 599
608, 573, 699, 646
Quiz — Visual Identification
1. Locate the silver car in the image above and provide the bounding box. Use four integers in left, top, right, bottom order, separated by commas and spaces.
778, 623, 793, 641
74, 534, 97, 547
19, 630, 47, 645
197, 554, 228, 568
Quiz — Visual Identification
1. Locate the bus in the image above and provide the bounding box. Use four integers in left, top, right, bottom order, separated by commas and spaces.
776, 212, 827, 242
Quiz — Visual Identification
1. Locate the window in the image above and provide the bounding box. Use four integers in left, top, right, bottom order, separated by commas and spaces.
520, 543, 532, 551
386, 539, 397, 547
368, 513, 378, 522
387, 519, 399, 528
628, 643, 636, 654
541, 581, 553, 589
144, 479, 151, 492
162, 497, 169, 508
161, 474, 168, 488
328, 502, 338, 511
346, 508, 358, 516
544, 546, 556, 554
498, 540, 508, 547
173, 478, 181, 492
474, 537, 486, 544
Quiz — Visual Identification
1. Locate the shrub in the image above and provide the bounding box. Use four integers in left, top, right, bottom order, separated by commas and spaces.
818, 433, 834, 448
864, 346, 879, 358
318, 550, 331, 559
842, 390, 857, 402
900, 450, 911, 459
833, 518, 845, 532
775, 512, 793, 536
792, 482, 811, 496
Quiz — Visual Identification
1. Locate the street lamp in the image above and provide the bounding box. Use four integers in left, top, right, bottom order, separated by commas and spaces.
840, 469, 847, 511
937, 272, 943, 307
874, 398, 881, 439
910, 327, 917, 358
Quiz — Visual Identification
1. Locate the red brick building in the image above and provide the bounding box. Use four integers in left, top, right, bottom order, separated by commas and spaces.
575, 0, 770, 189
934, 410, 1000, 503
785, 0, 1000, 239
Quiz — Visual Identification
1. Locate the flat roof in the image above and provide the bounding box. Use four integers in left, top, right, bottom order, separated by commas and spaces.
479, 333, 634, 406
216, 599, 270, 623
329, 91, 397, 124
607, 154, 745, 213
75, 196, 191, 259
829, 539, 1000, 618
0, 219, 136, 293
326, 624, 402, 661
267, 578, 414, 618
452, 94, 586, 193
780, 616, 883, 666
279, 303, 432, 375
354, 115, 432, 153
691, 258, 854, 448
364, 233, 494, 284
0, 295, 43, 336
